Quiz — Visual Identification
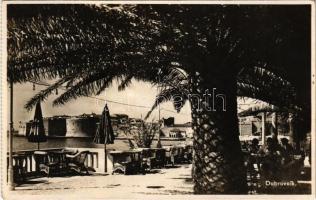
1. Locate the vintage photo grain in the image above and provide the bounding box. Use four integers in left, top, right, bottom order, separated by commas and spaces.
1, 2, 314, 199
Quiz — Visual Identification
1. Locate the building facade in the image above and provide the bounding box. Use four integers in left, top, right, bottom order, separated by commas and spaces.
18, 113, 133, 138
160, 117, 193, 138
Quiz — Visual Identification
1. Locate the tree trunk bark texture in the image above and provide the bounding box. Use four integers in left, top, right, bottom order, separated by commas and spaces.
189, 72, 247, 194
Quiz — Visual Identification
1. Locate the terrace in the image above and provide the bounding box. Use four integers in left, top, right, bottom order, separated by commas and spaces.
5, 143, 311, 197
5, 145, 195, 198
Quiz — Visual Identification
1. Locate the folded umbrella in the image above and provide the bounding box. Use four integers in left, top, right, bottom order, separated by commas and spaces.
93, 104, 115, 173
27, 101, 47, 149
93, 104, 115, 144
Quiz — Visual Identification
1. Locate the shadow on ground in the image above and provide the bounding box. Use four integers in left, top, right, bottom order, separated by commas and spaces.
165, 165, 181, 169
170, 177, 193, 183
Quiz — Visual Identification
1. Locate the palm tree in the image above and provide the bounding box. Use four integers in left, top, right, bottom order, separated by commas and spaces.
7, 4, 310, 194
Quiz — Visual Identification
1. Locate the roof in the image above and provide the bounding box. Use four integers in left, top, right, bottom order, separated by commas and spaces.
112, 114, 129, 118
238, 105, 280, 117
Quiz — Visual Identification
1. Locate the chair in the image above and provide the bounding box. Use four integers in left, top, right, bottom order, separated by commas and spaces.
66, 151, 90, 175
163, 146, 174, 166
111, 151, 144, 175
146, 148, 166, 169
36, 151, 67, 177
184, 145, 193, 163
155, 148, 166, 168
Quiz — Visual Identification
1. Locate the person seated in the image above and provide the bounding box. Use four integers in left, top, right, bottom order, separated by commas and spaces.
280, 138, 294, 165
247, 138, 260, 172
279, 138, 305, 181
249, 138, 260, 155
259, 137, 282, 180
259, 138, 281, 156
241, 141, 249, 153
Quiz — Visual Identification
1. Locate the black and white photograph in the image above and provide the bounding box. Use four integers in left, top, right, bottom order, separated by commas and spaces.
2, 2, 314, 198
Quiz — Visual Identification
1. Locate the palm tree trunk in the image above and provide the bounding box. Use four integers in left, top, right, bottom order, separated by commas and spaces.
189, 72, 247, 194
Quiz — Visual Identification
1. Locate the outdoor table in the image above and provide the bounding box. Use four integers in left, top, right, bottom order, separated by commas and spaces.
109, 150, 144, 175
48, 150, 68, 168
146, 148, 166, 169
34, 150, 48, 155
34, 150, 69, 177
34, 151, 49, 172
65, 150, 78, 155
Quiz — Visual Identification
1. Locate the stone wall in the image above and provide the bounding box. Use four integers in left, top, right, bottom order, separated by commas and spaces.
66, 117, 99, 137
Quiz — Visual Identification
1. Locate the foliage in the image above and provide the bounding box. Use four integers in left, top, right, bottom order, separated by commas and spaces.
7, 5, 310, 114
127, 122, 158, 148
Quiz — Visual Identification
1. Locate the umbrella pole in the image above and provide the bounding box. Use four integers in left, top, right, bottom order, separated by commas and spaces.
36, 122, 40, 150
104, 106, 108, 173
104, 143, 107, 173
262, 112, 266, 147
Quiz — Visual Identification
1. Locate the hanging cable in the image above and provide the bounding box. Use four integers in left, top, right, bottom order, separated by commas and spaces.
27, 80, 190, 116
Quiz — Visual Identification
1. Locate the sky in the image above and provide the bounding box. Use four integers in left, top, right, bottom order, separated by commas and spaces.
7, 80, 192, 128
7, 79, 256, 129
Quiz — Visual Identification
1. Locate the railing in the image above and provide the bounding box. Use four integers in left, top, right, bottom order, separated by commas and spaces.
7, 145, 193, 181
7, 147, 104, 182
7, 148, 64, 176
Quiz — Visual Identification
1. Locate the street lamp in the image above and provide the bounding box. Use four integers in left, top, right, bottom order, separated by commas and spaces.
8, 80, 15, 190
156, 69, 162, 148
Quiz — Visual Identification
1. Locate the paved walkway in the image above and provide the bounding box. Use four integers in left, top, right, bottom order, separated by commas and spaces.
4, 163, 311, 199
5, 164, 193, 199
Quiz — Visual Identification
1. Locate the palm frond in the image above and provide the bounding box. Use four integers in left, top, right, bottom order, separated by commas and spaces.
118, 75, 133, 91
24, 75, 78, 110
144, 87, 188, 120
237, 65, 297, 109
52, 71, 117, 106
7, 4, 308, 120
